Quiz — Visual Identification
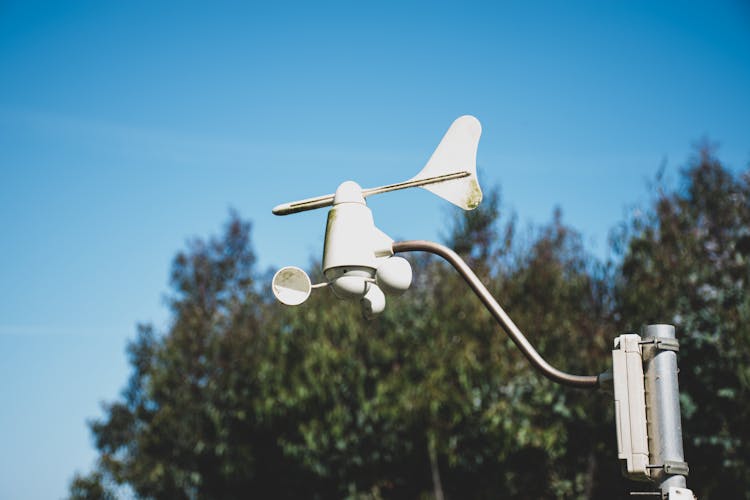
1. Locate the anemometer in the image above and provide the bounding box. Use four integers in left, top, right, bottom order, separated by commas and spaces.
271, 115, 482, 318
269, 116, 695, 499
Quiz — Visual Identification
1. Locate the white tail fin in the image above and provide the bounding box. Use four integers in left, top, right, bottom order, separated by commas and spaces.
410, 115, 482, 210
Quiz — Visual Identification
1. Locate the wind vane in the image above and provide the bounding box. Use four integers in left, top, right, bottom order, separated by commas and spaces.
270, 115, 482, 318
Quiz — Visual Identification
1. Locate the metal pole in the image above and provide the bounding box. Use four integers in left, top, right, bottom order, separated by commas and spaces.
641, 324, 689, 495
393, 240, 600, 389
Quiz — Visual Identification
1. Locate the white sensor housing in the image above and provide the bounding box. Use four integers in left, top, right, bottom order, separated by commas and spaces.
613, 333, 650, 481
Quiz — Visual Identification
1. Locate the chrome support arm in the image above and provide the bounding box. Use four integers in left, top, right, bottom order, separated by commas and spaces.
393, 240, 601, 389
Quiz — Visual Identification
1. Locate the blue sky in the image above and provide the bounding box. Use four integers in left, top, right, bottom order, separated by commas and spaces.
1, 1, 749, 498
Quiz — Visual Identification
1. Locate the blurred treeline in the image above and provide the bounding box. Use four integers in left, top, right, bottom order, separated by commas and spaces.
70, 149, 750, 499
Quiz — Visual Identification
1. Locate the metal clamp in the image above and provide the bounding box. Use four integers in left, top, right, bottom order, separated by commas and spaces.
663, 461, 690, 476
647, 461, 689, 477
640, 337, 680, 352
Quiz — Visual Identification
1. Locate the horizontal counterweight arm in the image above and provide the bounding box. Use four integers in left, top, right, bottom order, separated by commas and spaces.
272, 172, 471, 216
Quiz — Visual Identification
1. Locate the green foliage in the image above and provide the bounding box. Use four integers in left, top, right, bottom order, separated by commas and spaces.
70, 150, 750, 499
69, 470, 117, 500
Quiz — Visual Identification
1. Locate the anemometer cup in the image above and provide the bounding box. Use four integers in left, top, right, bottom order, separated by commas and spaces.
272, 266, 312, 306
376, 256, 413, 296
361, 284, 386, 320
329, 270, 371, 299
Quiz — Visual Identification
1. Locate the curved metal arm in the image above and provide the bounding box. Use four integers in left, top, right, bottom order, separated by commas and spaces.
393, 240, 601, 389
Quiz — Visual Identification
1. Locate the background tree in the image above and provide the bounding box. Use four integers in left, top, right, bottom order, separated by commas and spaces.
71, 216, 316, 499
614, 146, 750, 498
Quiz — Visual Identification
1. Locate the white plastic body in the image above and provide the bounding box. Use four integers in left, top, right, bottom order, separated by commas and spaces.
320, 181, 409, 319
322, 181, 393, 279
613, 333, 650, 481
